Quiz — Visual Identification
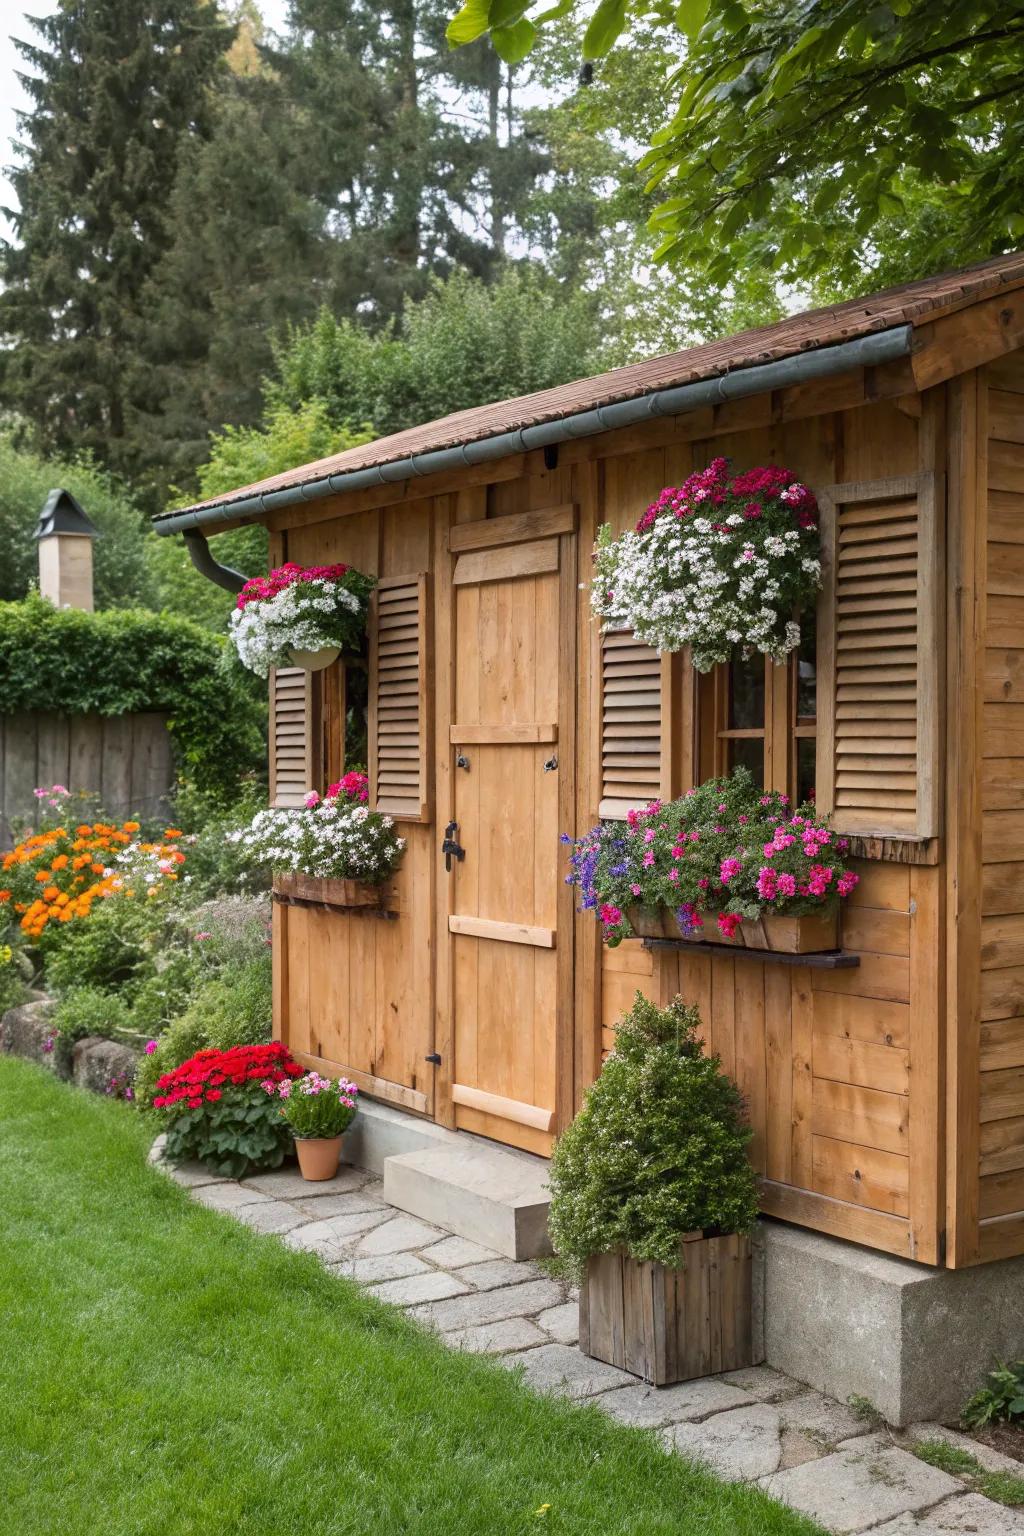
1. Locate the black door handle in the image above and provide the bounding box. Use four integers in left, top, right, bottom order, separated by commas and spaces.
442, 820, 465, 871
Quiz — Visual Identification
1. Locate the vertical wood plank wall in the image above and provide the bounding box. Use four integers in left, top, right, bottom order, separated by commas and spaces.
264, 383, 984, 1267
273, 502, 437, 1115
591, 402, 942, 1263
974, 350, 1024, 1262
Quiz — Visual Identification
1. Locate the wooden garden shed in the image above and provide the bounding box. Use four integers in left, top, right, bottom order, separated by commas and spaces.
156, 251, 1024, 1274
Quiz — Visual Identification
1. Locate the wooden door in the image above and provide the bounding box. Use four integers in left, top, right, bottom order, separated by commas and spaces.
447, 529, 575, 1154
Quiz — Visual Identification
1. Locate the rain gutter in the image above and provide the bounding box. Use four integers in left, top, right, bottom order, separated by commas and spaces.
154, 324, 912, 540
182, 529, 247, 594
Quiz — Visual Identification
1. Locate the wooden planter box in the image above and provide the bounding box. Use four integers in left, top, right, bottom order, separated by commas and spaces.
273, 872, 393, 910
579, 1234, 754, 1386
626, 904, 838, 954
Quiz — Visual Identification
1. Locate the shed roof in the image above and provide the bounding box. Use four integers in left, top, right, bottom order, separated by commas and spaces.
158, 249, 1024, 526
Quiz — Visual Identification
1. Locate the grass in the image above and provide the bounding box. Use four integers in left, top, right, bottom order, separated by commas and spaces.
0, 1056, 824, 1536
912, 1438, 1024, 1507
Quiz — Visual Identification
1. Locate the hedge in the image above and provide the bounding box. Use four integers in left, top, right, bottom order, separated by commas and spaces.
0, 594, 265, 801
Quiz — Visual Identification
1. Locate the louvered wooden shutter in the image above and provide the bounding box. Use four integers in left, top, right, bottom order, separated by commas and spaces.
598, 628, 666, 819
816, 473, 941, 839
369, 574, 431, 821
270, 667, 312, 808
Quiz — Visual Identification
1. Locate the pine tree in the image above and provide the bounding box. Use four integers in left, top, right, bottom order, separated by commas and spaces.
0, 0, 233, 477
131, 67, 334, 497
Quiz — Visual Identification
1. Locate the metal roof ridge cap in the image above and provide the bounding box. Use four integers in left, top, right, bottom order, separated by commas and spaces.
152, 323, 913, 536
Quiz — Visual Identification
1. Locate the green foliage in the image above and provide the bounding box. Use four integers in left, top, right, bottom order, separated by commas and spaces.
162, 1084, 291, 1180
912, 1438, 1024, 1507
449, 0, 1024, 294
179, 956, 273, 1053
42, 896, 163, 999
267, 269, 604, 440
964, 1361, 1024, 1427
0, 0, 233, 482
0, 593, 265, 801
51, 987, 133, 1073
0, 943, 30, 1016
0, 432, 153, 608
548, 993, 759, 1276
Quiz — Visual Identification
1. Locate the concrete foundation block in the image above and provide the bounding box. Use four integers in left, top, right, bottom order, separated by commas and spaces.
759, 1221, 1024, 1426
383, 1142, 552, 1259
343, 1098, 458, 1176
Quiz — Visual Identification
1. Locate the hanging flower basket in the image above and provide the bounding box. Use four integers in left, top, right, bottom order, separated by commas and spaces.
229, 562, 376, 678
564, 769, 858, 954
288, 645, 342, 672
590, 460, 821, 672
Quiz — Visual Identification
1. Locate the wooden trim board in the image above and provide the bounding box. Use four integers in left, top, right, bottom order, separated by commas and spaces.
448, 503, 576, 552
449, 722, 557, 744
448, 913, 556, 948
451, 1082, 555, 1133
453, 539, 559, 586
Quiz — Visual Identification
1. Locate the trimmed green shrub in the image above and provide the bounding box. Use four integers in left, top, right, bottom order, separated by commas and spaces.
51, 986, 132, 1073
548, 992, 759, 1278
41, 895, 163, 997
0, 592, 265, 801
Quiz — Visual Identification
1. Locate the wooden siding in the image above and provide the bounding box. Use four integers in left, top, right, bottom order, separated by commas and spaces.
976, 351, 1024, 1261
260, 382, 986, 1266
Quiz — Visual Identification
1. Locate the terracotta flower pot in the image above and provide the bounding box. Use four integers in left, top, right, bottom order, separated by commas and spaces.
295, 1134, 343, 1181
288, 645, 341, 672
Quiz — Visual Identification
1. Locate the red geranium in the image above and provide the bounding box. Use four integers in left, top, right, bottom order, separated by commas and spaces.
235, 563, 351, 611
153, 1041, 302, 1110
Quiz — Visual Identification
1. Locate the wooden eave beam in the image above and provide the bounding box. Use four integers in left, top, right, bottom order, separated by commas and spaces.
911, 285, 1024, 393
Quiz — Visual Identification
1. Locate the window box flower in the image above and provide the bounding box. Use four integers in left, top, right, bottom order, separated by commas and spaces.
232, 774, 406, 897
229, 562, 376, 678
565, 768, 858, 955
590, 460, 821, 672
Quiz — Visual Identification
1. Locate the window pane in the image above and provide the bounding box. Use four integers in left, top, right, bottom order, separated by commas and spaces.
345, 663, 369, 770
728, 654, 765, 729
796, 609, 817, 721
729, 736, 764, 789
796, 737, 816, 807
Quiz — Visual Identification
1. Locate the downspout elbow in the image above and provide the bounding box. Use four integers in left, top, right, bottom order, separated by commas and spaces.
182, 530, 248, 595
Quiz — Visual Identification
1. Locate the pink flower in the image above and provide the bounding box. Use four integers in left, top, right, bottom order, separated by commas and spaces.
643, 828, 656, 843
837, 871, 860, 898
642, 851, 655, 867
719, 857, 742, 885
776, 872, 797, 898
630, 884, 642, 896
304, 791, 321, 808
756, 866, 779, 901
145, 1040, 159, 1056
717, 912, 742, 939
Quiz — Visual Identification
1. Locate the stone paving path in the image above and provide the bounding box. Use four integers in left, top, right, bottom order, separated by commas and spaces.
150, 1142, 1023, 1536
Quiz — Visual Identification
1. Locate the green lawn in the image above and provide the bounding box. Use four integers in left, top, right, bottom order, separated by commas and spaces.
0, 1057, 823, 1536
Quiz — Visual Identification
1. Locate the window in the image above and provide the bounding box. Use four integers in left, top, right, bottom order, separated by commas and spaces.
700, 612, 817, 803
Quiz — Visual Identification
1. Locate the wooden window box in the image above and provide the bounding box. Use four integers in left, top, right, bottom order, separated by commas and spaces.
272, 872, 396, 913
579, 1235, 754, 1386
627, 905, 840, 954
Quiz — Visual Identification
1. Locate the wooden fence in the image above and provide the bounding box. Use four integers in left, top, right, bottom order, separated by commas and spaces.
0, 712, 174, 847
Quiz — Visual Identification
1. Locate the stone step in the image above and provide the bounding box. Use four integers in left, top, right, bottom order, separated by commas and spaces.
382, 1142, 552, 1260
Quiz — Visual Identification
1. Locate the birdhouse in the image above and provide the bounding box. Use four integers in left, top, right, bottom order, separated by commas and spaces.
34, 489, 100, 611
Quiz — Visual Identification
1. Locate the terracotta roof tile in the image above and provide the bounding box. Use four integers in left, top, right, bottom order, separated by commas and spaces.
164, 250, 1024, 519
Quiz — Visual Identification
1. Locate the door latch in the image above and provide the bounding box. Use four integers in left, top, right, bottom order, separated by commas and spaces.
425, 1052, 442, 1066
456, 752, 470, 770
442, 820, 465, 870
543, 754, 558, 772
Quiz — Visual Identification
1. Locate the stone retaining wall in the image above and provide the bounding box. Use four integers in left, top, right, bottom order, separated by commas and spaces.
0, 997, 139, 1095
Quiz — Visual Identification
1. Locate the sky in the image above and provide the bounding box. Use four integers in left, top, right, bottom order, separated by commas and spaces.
0, 0, 290, 241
